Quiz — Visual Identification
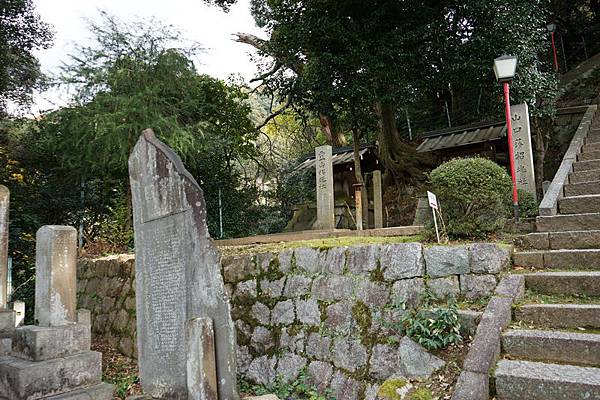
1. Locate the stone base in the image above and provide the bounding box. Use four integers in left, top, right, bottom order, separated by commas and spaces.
0, 309, 16, 333
14, 324, 91, 361
0, 336, 12, 356
0, 351, 102, 399
43, 383, 114, 400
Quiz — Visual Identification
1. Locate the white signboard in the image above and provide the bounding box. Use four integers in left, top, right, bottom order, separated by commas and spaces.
510, 103, 537, 202
427, 191, 438, 210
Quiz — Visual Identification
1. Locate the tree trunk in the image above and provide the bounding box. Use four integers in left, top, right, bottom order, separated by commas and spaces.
532, 116, 550, 200
352, 128, 369, 228
319, 115, 347, 147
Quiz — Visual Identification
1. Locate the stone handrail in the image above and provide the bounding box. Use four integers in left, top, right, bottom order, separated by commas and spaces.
539, 105, 597, 216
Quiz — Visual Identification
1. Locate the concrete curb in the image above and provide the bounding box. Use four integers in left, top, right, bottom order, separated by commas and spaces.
450, 275, 524, 400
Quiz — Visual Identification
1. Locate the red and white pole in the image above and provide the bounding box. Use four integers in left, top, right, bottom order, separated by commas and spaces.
503, 82, 519, 221
551, 32, 559, 72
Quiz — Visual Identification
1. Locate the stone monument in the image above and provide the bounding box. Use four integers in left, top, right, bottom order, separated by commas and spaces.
0, 225, 113, 399
35, 226, 77, 326
510, 103, 537, 201
129, 129, 239, 400
0, 185, 9, 308
373, 170, 383, 229
315, 145, 335, 230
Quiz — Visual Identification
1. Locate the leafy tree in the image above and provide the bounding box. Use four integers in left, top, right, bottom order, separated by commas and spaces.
0, 0, 53, 113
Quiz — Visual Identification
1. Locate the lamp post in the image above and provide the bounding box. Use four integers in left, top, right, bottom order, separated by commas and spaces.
547, 23, 559, 72
493, 55, 520, 221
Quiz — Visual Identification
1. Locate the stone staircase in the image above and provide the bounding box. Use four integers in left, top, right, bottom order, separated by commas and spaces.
494, 272, 600, 399
514, 115, 600, 270
494, 109, 600, 399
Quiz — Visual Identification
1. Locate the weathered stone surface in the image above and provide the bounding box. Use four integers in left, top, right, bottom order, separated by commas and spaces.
450, 371, 488, 400
0, 185, 8, 309
574, 158, 600, 171
460, 275, 497, 300
294, 248, 320, 274
295, 299, 320, 325
246, 356, 277, 386
186, 318, 218, 400
306, 333, 331, 361
129, 130, 238, 399
0, 351, 102, 399
346, 245, 380, 274
373, 170, 383, 229
512, 251, 544, 268
251, 327, 274, 353
279, 329, 304, 354
495, 359, 600, 400
256, 253, 273, 272
278, 250, 293, 273
276, 353, 306, 383
369, 344, 398, 380
428, 276, 460, 300
251, 302, 270, 325
319, 247, 346, 274
397, 337, 444, 378
502, 329, 600, 366
236, 280, 257, 301
332, 338, 368, 372
560, 194, 600, 214
462, 319, 502, 374
307, 361, 333, 392
425, 245, 469, 277
330, 371, 362, 400
43, 383, 114, 400
0, 310, 15, 334
260, 277, 286, 298
35, 225, 78, 327
391, 278, 424, 308
469, 243, 511, 274
549, 229, 600, 250
514, 233, 549, 250
311, 275, 354, 301
544, 249, 600, 269
315, 145, 335, 230
324, 302, 356, 334
480, 296, 513, 331
565, 181, 600, 197
524, 271, 600, 297
356, 279, 390, 308
283, 275, 312, 297
494, 275, 525, 302
271, 300, 295, 325
536, 212, 600, 232
236, 346, 252, 374
457, 310, 482, 338
570, 169, 600, 184
76, 309, 91, 326
515, 304, 600, 329
380, 243, 424, 281
222, 255, 256, 283
13, 323, 91, 361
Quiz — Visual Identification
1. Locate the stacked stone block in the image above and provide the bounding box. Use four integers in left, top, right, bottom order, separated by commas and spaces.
0, 226, 113, 400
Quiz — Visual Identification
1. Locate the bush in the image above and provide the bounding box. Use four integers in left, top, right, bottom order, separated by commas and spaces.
517, 189, 538, 218
429, 157, 512, 238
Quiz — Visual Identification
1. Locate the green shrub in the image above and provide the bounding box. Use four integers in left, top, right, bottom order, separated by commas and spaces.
429, 157, 512, 238
401, 295, 462, 351
239, 371, 335, 400
517, 189, 538, 218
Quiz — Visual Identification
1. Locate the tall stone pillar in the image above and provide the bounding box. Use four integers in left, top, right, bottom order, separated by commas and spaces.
34, 225, 77, 326
511, 103, 537, 201
315, 145, 335, 230
0, 186, 8, 309
373, 171, 384, 229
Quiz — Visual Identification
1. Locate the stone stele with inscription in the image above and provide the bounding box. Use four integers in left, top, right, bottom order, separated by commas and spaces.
129, 129, 239, 400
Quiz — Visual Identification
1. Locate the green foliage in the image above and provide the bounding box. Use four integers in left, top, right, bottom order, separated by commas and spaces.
409, 388, 433, 400
430, 157, 513, 238
239, 371, 335, 400
517, 189, 538, 219
377, 378, 408, 400
0, 0, 53, 113
400, 295, 462, 351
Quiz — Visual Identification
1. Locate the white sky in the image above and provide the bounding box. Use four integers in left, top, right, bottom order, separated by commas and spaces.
31, 0, 265, 113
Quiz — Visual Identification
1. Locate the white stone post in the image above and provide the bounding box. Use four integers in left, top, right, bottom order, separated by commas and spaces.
34, 225, 77, 326
373, 171, 383, 228
510, 104, 537, 201
0, 185, 8, 308
315, 145, 335, 230
186, 317, 218, 400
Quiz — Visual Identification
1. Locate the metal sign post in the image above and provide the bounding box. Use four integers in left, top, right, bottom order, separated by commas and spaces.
428, 191, 440, 243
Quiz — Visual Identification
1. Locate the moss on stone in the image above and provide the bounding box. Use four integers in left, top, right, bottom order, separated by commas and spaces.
370, 265, 385, 283
377, 378, 408, 400
409, 388, 433, 400
352, 301, 373, 347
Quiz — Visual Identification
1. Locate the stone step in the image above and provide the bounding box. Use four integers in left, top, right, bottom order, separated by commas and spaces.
513, 249, 600, 269
570, 169, 600, 184
495, 359, 600, 400
564, 181, 600, 196
515, 304, 600, 329
44, 383, 114, 400
0, 351, 102, 400
588, 132, 600, 143
516, 230, 600, 250
525, 271, 600, 296
559, 194, 600, 214
573, 159, 600, 172
536, 212, 600, 232
578, 150, 600, 161
583, 142, 600, 153
502, 329, 600, 366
